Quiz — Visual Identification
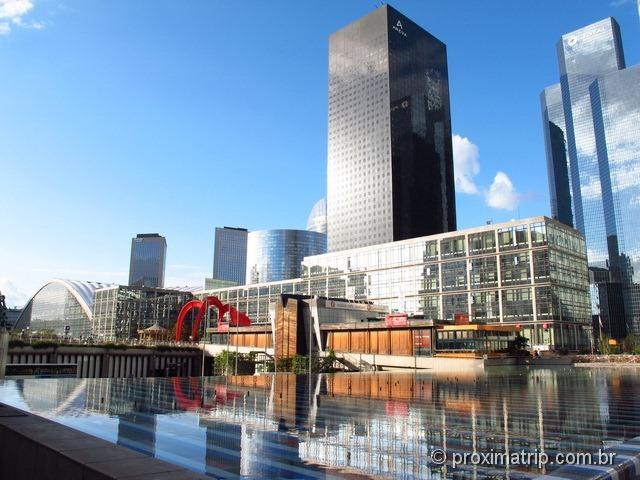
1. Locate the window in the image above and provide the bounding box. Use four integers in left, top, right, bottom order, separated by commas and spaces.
468, 231, 496, 255
498, 225, 528, 251
441, 236, 466, 258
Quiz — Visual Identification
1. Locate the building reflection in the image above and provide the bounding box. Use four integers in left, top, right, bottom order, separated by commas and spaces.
9, 369, 640, 479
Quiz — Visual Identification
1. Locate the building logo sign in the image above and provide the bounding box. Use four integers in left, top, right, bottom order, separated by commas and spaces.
392, 19, 407, 37
566, 26, 606, 47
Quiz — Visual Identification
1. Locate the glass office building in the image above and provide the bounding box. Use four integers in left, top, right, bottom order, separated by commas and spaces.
129, 234, 167, 288
92, 286, 193, 340
590, 65, 640, 333
541, 84, 574, 227
327, 5, 456, 252
541, 17, 640, 335
246, 230, 327, 284
205, 218, 592, 350
14, 279, 114, 338
555, 18, 625, 267
212, 227, 248, 285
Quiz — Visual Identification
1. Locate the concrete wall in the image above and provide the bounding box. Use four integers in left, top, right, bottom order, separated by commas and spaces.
7, 346, 202, 378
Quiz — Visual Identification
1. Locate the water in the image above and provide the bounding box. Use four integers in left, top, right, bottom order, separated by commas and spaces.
1, 368, 640, 479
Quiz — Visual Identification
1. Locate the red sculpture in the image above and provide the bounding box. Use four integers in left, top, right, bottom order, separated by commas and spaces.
175, 296, 251, 342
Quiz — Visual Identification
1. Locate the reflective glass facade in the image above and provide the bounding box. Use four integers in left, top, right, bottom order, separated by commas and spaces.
306, 199, 327, 235
15, 280, 113, 338
590, 66, 640, 332
327, 5, 455, 253
541, 84, 573, 227
92, 286, 193, 340
556, 18, 625, 266
212, 227, 248, 285
542, 17, 640, 335
26, 283, 90, 337
205, 218, 592, 349
246, 230, 327, 284
129, 234, 167, 288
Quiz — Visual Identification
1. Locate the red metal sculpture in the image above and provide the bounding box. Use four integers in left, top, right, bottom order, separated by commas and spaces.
175, 296, 251, 342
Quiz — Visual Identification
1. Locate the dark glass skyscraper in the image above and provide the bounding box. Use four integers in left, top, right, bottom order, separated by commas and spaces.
128, 234, 166, 288
327, 4, 456, 252
212, 227, 248, 285
541, 18, 640, 335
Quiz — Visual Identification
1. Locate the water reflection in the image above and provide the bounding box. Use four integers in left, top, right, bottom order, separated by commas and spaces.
1, 368, 640, 479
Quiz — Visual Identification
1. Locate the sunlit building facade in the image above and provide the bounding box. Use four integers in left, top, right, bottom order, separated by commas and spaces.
204, 218, 592, 350
306, 199, 327, 235
246, 230, 326, 284
555, 18, 625, 268
212, 227, 248, 285
92, 286, 193, 341
590, 65, 640, 333
327, 5, 456, 252
541, 17, 640, 335
14, 279, 114, 338
129, 234, 167, 288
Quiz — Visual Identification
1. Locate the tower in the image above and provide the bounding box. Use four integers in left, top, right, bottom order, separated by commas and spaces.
327, 5, 456, 252
128, 234, 167, 288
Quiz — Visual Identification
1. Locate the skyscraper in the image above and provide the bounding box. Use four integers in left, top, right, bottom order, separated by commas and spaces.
541, 18, 640, 335
212, 227, 248, 285
590, 65, 640, 334
556, 18, 625, 267
327, 4, 456, 252
128, 234, 166, 288
540, 84, 573, 227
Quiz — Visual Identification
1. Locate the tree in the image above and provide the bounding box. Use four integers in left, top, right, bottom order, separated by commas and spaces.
623, 334, 639, 354
599, 334, 612, 355
510, 334, 529, 352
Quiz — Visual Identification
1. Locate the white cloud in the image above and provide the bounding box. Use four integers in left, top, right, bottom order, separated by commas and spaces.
0, 0, 33, 19
453, 134, 480, 194
485, 172, 520, 211
0, 0, 42, 35
0, 278, 30, 308
453, 134, 525, 211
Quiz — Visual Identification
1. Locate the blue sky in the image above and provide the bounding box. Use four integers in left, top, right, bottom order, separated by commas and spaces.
1, 0, 639, 307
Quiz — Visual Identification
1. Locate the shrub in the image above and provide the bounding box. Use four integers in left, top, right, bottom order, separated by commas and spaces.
623, 334, 640, 354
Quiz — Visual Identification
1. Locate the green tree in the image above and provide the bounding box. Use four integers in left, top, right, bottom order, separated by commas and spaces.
623, 334, 639, 354
599, 334, 612, 354
510, 334, 529, 352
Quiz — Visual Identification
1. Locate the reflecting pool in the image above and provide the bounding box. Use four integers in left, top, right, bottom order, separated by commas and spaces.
1, 368, 640, 479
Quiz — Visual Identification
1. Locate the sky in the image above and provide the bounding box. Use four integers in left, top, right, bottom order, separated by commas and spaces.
1, 0, 639, 308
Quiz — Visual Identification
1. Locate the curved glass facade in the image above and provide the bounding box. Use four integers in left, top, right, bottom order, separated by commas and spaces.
15, 280, 112, 338
306, 199, 327, 235
246, 230, 326, 284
